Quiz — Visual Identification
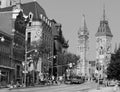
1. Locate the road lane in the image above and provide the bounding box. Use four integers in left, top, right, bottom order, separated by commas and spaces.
1, 81, 98, 92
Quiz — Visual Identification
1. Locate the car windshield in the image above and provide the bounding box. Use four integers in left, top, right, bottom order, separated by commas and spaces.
72, 76, 81, 79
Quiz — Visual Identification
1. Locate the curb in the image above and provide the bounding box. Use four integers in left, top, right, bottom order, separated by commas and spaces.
8, 84, 59, 90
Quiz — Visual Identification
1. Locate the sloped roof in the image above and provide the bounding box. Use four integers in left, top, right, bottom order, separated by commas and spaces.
0, 1, 47, 35
0, 1, 47, 20
0, 12, 13, 35
95, 20, 113, 37
78, 15, 89, 38
21, 1, 47, 20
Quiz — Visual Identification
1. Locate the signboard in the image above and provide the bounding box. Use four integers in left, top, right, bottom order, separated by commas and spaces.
23, 70, 28, 74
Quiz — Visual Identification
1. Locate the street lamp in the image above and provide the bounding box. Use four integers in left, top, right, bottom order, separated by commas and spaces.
0, 36, 4, 87
23, 48, 37, 87
47, 55, 57, 77
0, 70, 1, 87
0, 37, 5, 42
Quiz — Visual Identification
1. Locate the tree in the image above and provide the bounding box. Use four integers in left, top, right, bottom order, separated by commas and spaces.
28, 39, 51, 84
57, 52, 80, 76
107, 47, 120, 80
30, 39, 51, 70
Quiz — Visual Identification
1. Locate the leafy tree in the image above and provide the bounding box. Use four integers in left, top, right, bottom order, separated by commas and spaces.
107, 47, 120, 80
57, 52, 80, 76
29, 39, 51, 70
28, 39, 51, 84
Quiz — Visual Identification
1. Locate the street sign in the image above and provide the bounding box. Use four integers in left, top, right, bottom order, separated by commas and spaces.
23, 70, 28, 73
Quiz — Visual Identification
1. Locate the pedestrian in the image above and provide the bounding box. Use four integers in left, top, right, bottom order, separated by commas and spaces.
113, 82, 119, 92
52, 75, 54, 84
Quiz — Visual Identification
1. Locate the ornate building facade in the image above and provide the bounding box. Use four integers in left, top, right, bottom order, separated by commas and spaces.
0, 0, 52, 84
51, 19, 69, 77
95, 8, 113, 78
0, 0, 68, 85
0, 31, 13, 86
77, 15, 89, 76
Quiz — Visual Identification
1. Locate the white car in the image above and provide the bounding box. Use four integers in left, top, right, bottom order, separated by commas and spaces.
109, 80, 116, 86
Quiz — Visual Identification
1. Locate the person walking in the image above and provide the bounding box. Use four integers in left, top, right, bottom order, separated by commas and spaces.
113, 82, 120, 92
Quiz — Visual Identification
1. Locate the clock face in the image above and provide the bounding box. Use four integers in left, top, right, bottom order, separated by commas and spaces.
36, 28, 42, 36
36, 31, 41, 36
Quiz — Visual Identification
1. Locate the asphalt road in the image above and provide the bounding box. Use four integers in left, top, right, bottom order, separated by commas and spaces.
0, 81, 98, 92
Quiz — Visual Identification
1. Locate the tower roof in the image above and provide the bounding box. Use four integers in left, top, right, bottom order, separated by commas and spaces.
95, 6, 113, 37
78, 14, 89, 37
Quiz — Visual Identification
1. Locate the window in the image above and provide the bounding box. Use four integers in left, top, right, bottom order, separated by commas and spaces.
16, 65, 20, 77
29, 12, 33, 26
27, 32, 31, 46
40, 14, 43, 19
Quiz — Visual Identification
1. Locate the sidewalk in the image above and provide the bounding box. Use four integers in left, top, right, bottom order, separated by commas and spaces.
8, 82, 61, 90
88, 86, 119, 92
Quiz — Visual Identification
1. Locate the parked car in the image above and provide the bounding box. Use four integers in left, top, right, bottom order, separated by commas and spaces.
109, 80, 116, 86
70, 76, 84, 84
64, 79, 71, 84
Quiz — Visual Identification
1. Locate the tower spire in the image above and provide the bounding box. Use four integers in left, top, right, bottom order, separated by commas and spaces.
81, 14, 87, 31
103, 3, 106, 20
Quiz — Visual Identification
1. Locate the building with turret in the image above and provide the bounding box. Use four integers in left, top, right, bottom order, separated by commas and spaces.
77, 15, 89, 76
95, 7, 113, 78
0, 0, 68, 85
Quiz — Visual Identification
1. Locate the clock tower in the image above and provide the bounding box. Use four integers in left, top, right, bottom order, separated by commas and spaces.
77, 15, 89, 76
95, 7, 113, 78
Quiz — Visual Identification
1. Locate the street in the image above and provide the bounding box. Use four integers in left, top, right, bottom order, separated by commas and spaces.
0, 82, 98, 92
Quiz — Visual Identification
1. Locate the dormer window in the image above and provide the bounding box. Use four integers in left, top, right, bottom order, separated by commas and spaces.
43, 16, 45, 22
29, 12, 33, 26
40, 14, 43, 20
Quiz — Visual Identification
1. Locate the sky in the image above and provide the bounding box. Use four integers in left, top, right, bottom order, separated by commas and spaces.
23, 0, 120, 60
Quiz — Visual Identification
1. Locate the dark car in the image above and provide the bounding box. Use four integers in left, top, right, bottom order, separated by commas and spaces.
70, 76, 84, 84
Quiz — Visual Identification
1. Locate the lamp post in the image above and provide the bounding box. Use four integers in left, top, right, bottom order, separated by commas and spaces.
0, 70, 1, 87
48, 55, 57, 78
23, 48, 37, 87
0, 36, 4, 87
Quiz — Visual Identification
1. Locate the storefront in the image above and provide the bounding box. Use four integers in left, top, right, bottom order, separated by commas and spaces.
0, 66, 15, 86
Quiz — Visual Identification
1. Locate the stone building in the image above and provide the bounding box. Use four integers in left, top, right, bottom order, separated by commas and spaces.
51, 19, 69, 77
0, 5, 26, 84
88, 61, 96, 79
0, 0, 68, 84
77, 15, 89, 76
95, 8, 113, 78
0, 31, 13, 86
0, 0, 50, 84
